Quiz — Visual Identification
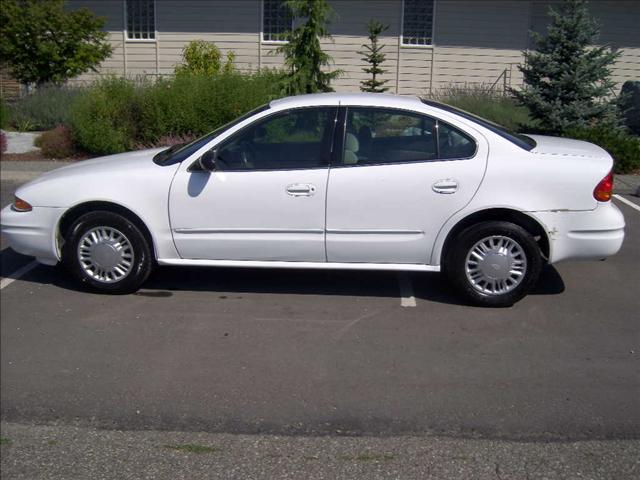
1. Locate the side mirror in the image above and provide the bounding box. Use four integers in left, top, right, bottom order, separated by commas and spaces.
198, 149, 217, 171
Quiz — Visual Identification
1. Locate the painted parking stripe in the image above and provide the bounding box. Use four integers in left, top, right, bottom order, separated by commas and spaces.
613, 194, 640, 213
398, 272, 417, 307
0, 260, 39, 290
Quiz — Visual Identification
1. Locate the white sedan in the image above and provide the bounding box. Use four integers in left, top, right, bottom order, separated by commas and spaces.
1, 93, 625, 306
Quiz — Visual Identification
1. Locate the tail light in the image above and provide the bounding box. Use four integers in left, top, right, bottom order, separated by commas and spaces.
12, 196, 32, 212
593, 171, 613, 202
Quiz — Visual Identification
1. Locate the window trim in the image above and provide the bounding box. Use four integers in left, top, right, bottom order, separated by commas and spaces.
400, 0, 436, 49
261, 0, 293, 44
194, 106, 340, 173
124, 0, 157, 43
331, 106, 478, 169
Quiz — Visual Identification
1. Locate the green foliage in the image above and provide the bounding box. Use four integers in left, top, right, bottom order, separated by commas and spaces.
0, 0, 112, 85
70, 77, 139, 155
430, 85, 536, 132
7, 85, 84, 131
70, 70, 285, 155
36, 125, 76, 158
565, 125, 640, 174
359, 20, 389, 93
277, 0, 342, 95
0, 97, 8, 129
174, 40, 235, 77
512, 0, 621, 134
619, 81, 640, 135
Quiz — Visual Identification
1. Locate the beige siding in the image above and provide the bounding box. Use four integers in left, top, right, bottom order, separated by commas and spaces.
65, 0, 639, 94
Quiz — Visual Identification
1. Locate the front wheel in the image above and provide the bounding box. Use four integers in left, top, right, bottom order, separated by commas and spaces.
445, 221, 542, 307
62, 211, 153, 294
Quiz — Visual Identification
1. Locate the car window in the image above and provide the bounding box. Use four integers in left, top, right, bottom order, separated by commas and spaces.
215, 108, 333, 171
341, 107, 477, 166
438, 122, 477, 159
343, 108, 437, 166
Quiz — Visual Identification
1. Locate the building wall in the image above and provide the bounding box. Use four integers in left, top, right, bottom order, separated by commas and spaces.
67, 0, 640, 96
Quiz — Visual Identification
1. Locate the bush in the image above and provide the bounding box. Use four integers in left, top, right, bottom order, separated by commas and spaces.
174, 40, 235, 76
619, 81, 640, 135
70, 77, 140, 155
70, 70, 285, 155
565, 125, 640, 174
0, 131, 6, 153
9, 84, 83, 131
429, 84, 536, 132
36, 125, 76, 158
0, 97, 8, 129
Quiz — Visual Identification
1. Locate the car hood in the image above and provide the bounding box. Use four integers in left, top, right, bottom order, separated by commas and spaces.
25, 148, 168, 187
527, 135, 610, 159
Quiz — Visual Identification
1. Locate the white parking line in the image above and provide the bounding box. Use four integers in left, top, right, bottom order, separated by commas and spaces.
613, 194, 640, 213
0, 260, 39, 290
398, 272, 417, 307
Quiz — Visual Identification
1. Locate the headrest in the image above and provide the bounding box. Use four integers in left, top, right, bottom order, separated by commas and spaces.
345, 132, 359, 152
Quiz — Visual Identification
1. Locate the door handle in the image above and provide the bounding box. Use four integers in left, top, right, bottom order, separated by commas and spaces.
286, 183, 316, 196
432, 179, 459, 194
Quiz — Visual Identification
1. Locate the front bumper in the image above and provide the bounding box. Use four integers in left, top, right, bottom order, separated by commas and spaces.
531, 202, 625, 264
0, 204, 65, 265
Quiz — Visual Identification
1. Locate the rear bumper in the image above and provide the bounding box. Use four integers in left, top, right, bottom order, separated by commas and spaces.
531, 202, 625, 263
0, 205, 65, 265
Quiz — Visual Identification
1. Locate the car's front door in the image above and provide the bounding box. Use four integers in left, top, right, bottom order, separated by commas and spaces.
326, 106, 488, 264
169, 107, 337, 262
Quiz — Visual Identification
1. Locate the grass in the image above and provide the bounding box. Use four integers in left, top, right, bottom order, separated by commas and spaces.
163, 443, 218, 454
0, 437, 11, 445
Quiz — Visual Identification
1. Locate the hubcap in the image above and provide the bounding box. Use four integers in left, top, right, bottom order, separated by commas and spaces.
77, 227, 134, 283
465, 235, 527, 296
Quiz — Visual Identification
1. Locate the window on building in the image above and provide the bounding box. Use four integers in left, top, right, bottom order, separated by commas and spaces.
402, 0, 434, 46
262, 0, 293, 42
126, 0, 155, 40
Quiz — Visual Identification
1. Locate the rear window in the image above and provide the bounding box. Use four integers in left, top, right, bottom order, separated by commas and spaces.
421, 99, 537, 151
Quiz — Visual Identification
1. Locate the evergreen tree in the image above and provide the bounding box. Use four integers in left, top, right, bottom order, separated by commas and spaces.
512, 0, 620, 134
359, 20, 389, 93
276, 0, 342, 95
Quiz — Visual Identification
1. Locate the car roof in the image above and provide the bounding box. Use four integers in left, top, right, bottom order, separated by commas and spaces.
269, 92, 424, 109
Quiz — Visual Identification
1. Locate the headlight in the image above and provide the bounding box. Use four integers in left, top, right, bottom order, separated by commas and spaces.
12, 196, 32, 212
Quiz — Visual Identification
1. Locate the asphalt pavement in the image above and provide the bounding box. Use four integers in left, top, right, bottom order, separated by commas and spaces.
1, 165, 639, 478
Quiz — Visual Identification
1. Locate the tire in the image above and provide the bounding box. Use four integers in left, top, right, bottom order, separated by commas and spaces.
444, 221, 542, 307
62, 211, 153, 294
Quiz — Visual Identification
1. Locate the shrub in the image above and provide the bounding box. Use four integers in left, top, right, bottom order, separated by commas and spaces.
619, 81, 640, 136
36, 125, 76, 158
174, 40, 235, 76
0, 97, 8, 129
70, 77, 140, 155
429, 84, 536, 132
0, 131, 6, 154
8, 84, 83, 131
565, 125, 640, 174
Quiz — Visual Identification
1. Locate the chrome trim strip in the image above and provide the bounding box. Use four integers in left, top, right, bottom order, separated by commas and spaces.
326, 229, 424, 235
173, 228, 324, 234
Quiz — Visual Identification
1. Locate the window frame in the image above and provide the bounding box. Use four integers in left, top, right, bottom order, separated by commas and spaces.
331, 106, 478, 168
124, 0, 157, 43
261, 0, 293, 44
204, 106, 340, 173
400, 0, 436, 48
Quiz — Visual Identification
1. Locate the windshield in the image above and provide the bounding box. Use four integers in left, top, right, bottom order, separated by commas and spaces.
421, 99, 537, 151
153, 104, 270, 165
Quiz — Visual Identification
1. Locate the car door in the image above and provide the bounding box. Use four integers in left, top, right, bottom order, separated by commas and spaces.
169, 107, 337, 262
326, 106, 487, 264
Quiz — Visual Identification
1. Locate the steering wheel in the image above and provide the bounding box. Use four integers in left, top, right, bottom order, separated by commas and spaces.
239, 140, 258, 169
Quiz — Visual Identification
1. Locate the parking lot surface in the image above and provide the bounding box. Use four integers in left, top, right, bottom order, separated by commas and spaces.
2, 175, 639, 444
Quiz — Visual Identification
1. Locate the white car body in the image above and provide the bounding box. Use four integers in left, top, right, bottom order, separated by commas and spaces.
1, 93, 625, 286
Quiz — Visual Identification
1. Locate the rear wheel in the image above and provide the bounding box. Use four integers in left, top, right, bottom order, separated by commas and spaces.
445, 221, 542, 307
62, 211, 152, 294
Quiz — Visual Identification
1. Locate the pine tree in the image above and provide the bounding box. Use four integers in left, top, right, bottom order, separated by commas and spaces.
276, 0, 342, 95
359, 20, 389, 93
512, 0, 620, 134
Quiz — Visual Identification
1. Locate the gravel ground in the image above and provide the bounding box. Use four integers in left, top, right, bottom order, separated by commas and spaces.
2, 422, 639, 480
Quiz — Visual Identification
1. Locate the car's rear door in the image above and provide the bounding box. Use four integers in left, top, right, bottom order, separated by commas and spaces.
169, 107, 338, 262
326, 106, 488, 264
